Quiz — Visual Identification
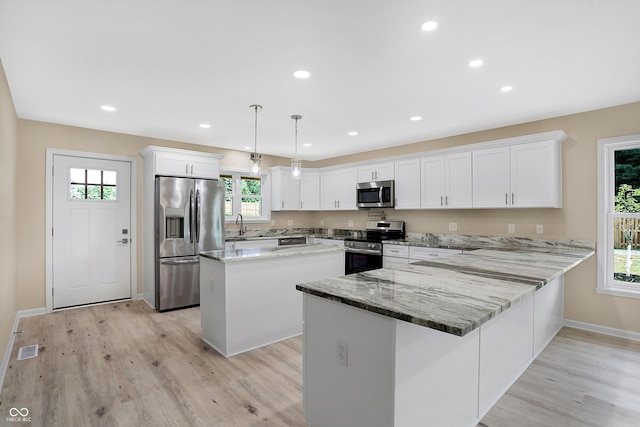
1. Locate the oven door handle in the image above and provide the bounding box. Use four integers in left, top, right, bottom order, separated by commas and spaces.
345, 248, 383, 255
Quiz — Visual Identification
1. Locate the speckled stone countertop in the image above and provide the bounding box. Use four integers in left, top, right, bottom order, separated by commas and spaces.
296, 246, 594, 337
200, 243, 344, 263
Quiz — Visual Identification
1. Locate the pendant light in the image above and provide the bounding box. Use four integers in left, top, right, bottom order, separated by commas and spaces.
290, 114, 302, 180
249, 104, 262, 176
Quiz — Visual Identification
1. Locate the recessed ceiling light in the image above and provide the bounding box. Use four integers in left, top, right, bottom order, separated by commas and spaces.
100, 105, 116, 112
421, 21, 438, 32
245, 146, 252, 150
293, 70, 311, 79
410, 116, 423, 121
500, 86, 513, 92
469, 59, 483, 68
303, 143, 312, 147
199, 123, 211, 129
348, 131, 359, 136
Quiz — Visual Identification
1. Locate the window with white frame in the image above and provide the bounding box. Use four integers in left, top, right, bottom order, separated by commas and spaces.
220, 171, 271, 223
597, 133, 640, 298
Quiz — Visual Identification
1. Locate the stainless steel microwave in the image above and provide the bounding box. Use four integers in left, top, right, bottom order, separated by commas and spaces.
356, 180, 395, 208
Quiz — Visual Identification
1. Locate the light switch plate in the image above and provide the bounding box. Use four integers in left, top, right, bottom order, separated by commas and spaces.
287, 219, 294, 226
508, 223, 516, 233
448, 222, 458, 231
536, 224, 544, 234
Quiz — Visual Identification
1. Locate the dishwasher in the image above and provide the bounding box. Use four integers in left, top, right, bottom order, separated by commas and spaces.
277, 237, 307, 246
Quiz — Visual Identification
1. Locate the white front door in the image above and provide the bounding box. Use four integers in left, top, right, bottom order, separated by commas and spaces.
52, 155, 132, 309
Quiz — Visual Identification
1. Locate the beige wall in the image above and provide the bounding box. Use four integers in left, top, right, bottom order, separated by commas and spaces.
0, 59, 18, 365
12, 102, 640, 335
310, 102, 640, 333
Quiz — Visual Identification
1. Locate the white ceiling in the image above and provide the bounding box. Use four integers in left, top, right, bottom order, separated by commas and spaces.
1, 0, 639, 161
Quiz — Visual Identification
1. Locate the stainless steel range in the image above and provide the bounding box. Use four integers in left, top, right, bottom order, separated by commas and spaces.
344, 220, 405, 274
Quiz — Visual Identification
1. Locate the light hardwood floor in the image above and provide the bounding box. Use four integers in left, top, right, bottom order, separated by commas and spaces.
1, 301, 639, 427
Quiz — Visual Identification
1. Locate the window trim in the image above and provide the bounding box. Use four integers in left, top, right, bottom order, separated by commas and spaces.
220, 168, 271, 224
597, 133, 640, 299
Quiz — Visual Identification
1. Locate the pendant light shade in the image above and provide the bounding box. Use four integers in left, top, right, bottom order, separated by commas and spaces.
291, 114, 302, 180
249, 104, 262, 176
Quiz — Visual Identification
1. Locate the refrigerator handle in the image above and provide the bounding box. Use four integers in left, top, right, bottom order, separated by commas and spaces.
195, 189, 201, 244
189, 189, 195, 244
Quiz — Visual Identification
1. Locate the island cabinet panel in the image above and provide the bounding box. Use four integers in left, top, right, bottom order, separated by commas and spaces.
533, 276, 564, 357
478, 293, 534, 417
394, 322, 480, 427
200, 250, 344, 357
304, 295, 396, 427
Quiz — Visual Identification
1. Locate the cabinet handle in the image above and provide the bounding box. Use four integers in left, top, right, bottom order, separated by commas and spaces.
440, 196, 443, 206
281, 201, 284, 209
191, 164, 193, 175
185, 164, 189, 175
445, 195, 449, 206
505, 193, 508, 205
337, 200, 340, 208
512, 193, 515, 205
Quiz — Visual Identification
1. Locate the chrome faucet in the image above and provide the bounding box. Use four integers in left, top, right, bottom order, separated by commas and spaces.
235, 213, 245, 236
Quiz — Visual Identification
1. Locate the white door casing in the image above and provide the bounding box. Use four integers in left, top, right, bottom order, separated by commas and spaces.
46, 149, 137, 311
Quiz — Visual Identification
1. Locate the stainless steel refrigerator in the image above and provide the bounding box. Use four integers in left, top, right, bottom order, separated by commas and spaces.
155, 176, 225, 311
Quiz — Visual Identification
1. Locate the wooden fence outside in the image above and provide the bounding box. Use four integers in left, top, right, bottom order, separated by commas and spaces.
614, 217, 640, 249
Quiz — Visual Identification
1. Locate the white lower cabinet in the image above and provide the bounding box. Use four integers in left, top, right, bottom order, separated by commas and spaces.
309, 238, 344, 247
383, 244, 461, 267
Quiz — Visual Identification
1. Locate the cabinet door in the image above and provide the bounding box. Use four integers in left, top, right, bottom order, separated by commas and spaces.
320, 170, 339, 210
445, 152, 473, 208
473, 147, 510, 208
357, 165, 377, 182
337, 167, 358, 210
155, 151, 191, 177
271, 167, 300, 211
394, 158, 421, 209
510, 140, 561, 207
189, 154, 220, 179
300, 169, 320, 210
420, 156, 446, 209
358, 162, 395, 182
375, 162, 395, 181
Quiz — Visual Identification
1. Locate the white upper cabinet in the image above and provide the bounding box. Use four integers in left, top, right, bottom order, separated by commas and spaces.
394, 158, 421, 209
148, 148, 221, 179
271, 167, 320, 211
271, 166, 301, 211
421, 153, 472, 209
472, 147, 511, 208
321, 167, 358, 210
473, 139, 562, 208
300, 169, 320, 210
357, 161, 395, 182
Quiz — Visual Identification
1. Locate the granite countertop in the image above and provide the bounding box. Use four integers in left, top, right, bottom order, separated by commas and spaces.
200, 243, 344, 263
296, 246, 594, 337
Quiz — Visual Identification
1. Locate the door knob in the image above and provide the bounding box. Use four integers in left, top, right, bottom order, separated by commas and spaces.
117, 238, 129, 244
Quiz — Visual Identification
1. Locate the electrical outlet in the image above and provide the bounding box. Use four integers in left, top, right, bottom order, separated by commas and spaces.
337, 340, 348, 366
320, 219, 325, 226
448, 222, 458, 232
270, 220, 275, 226
536, 224, 544, 234
348, 220, 354, 227
287, 219, 294, 226
508, 223, 516, 233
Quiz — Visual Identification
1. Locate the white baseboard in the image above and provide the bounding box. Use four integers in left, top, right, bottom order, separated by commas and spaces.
0, 307, 46, 392
564, 319, 640, 342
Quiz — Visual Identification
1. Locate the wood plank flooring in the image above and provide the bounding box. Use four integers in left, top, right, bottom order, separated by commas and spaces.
1, 300, 639, 427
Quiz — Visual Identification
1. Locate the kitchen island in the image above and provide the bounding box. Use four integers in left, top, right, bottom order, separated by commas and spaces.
199, 244, 344, 357
296, 245, 594, 427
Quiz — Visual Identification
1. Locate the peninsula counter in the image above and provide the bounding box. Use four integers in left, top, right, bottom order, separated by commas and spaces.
296, 246, 594, 427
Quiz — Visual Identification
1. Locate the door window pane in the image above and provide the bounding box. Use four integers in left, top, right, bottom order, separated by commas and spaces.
69, 168, 117, 200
